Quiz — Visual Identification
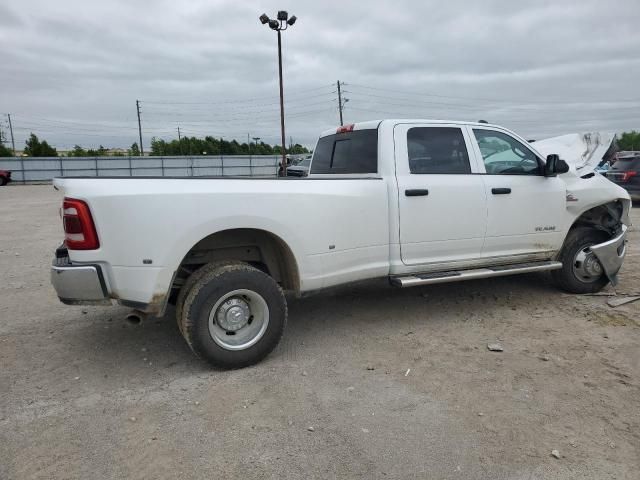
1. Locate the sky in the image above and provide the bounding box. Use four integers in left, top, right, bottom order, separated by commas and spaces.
1, 0, 639, 151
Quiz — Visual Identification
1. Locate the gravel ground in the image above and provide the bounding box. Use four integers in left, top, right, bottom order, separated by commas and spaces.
1, 185, 639, 480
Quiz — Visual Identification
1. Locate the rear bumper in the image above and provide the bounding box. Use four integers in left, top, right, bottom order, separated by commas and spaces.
591, 225, 628, 286
51, 255, 110, 305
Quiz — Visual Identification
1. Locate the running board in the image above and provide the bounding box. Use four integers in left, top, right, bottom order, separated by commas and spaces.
390, 261, 562, 288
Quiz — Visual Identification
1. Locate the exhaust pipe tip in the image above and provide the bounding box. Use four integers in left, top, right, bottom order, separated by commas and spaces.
125, 310, 146, 325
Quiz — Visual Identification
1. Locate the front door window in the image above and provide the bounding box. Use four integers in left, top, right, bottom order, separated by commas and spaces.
473, 129, 540, 175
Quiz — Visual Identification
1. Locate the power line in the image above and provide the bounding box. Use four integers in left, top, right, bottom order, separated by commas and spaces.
9, 114, 136, 129
140, 93, 336, 112
141, 84, 335, 106
348, 82, 640, 108
140, 98, 335, 117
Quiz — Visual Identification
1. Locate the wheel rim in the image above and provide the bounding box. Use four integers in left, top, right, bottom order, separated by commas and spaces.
208, 289, 269, 351
572, 245, 603, 283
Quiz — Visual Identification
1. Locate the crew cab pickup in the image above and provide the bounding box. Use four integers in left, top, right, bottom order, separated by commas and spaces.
51, 120, 631, 368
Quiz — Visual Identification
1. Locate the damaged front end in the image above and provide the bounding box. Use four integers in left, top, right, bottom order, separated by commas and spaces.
572, 199, 631, 286
591, 224, 628, 286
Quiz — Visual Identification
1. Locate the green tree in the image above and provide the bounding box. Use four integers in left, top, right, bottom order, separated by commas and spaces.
289, 143, 310, 154
87, 145, 109, 156
617, 131, 640, 151
0, 130, 12, 157
68, 145, 87, 157
129, 142, 141, 156
23, 133, 57, 157
0, 130, 10, 156
145, 135, 309, 156
0, 143, 12, 157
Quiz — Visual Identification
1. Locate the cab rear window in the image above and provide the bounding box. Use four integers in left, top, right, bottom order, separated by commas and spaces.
310, 129, 378, 174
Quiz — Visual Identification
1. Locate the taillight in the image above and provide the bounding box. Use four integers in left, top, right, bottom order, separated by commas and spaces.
62, 198, 99, 250
622, 171, 637, 182
336, 124, 354, 134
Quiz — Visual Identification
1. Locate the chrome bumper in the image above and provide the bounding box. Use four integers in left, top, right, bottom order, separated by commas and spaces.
591, 225, 628, 286
51, 255, 110, 305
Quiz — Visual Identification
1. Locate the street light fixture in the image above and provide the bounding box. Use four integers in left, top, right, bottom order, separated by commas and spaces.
259, 11, 297, 176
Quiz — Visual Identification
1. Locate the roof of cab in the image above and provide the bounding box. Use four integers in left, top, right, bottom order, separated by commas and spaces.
318, 119, 501, 138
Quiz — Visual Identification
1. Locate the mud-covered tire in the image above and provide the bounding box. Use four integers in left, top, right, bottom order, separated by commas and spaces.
551, 227, 610, 294
179, 262, 287, 369
175, 260, 239, 337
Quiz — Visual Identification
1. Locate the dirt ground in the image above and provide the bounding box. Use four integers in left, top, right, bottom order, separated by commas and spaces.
1, 185, 639, 480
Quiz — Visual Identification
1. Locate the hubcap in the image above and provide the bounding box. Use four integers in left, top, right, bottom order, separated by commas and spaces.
216, 298, 251, 331
208, 289, 269, 351
573, 246, 603, 283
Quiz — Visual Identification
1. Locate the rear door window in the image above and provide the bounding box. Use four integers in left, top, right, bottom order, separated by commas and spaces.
310, 129, 378, 174
407, 127, 471, 174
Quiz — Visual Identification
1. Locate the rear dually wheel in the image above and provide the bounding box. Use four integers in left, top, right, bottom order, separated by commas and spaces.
178, 262, 287, 369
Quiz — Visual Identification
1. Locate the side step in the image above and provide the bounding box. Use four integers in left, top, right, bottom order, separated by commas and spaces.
390, 261, 562, 288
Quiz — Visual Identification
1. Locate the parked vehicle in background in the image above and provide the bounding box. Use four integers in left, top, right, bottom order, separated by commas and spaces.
51, 120, 631, 369
0, 170, 12, 186
286, 157, 311, 176
605, 152, 640, 200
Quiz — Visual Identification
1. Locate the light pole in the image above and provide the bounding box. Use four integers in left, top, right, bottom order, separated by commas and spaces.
259, 11, 297, 176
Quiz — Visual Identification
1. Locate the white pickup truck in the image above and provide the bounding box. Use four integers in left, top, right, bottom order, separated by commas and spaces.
52, 120, 631, 368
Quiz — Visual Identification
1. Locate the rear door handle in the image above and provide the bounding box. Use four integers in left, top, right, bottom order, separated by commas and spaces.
405, 189, 429, 197
491, 188, 511, 195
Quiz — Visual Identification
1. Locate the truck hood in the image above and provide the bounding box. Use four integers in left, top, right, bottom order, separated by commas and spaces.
534, 132, 616, 172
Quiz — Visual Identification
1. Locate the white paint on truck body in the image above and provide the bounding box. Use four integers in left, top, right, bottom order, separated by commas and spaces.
53, 119, 631, 311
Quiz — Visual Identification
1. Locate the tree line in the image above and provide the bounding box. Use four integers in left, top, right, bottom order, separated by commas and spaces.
149, 136, 309, 156
0, 133, 309, 157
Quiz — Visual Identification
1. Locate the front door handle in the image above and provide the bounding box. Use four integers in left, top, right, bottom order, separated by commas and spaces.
405, 189, 429, 197
491, 187, 511, 195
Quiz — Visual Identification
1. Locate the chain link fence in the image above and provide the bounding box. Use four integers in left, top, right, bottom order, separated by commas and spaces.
0, 155, 281, 183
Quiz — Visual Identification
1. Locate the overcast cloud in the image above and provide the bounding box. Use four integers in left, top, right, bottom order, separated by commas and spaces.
1, 0, 639, 150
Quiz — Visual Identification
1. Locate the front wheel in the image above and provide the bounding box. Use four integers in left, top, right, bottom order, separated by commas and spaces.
551, 227, 610, 294
178, 262, 287, 369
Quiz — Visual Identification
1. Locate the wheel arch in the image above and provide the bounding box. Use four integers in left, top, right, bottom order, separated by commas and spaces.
567, 199, 627, 234
174, 228, 300, 295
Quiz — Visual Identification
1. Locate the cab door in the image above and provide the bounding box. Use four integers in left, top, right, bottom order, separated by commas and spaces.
394, 123, 487, 266
468, 126, 566, 257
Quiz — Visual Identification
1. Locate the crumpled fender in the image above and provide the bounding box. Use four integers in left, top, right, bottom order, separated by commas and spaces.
591, 225, 628, 286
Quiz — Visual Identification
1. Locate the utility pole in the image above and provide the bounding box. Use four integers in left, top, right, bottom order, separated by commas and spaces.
136, 100, 144, 156
337, 80, 344, 126
336, 80, 349, 126
7, 113, 16, 156
177, 126, 183, 155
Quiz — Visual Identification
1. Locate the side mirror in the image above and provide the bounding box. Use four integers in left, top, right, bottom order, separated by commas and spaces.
545, 154, 559, 177
556, 158, 570, 174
